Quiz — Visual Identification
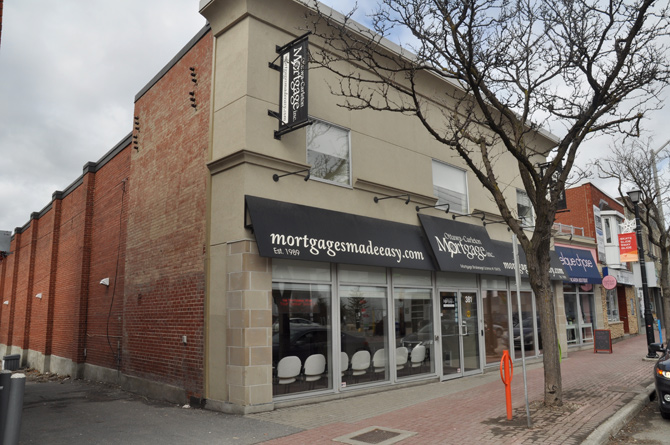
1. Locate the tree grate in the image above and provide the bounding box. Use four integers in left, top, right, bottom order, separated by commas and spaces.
349, 429, 401, 444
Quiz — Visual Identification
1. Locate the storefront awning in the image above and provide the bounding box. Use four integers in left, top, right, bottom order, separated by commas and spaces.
245, 195, 436, 270
554, 246, 602, 284
418, 214, 507, 274
490, 240, 568, 281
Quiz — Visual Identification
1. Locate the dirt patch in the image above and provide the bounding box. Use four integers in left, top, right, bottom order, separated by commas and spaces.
22, 368, 72, 384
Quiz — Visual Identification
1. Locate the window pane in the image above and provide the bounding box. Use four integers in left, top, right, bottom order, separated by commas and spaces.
395, 289, 433, 377
392, 268, 431, 286
340, 286, 387, 386
511, 291, 538, 357
272, 283, 332, 396
436, 271, 477, 288
307, 120, 350, 185
339, 264, 386, 285
272, 258, 331, 282
516, 189, 533, 226
432, 161, 467, 213
481, 275, 507, 290
483, 290, 510, 365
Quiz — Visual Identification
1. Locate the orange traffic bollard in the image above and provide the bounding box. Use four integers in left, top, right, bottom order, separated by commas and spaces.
500, 349, 513, 420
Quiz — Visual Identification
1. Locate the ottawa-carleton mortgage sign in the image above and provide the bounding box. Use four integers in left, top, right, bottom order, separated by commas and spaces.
279, 39, 308, 130
418, 214, 504, 273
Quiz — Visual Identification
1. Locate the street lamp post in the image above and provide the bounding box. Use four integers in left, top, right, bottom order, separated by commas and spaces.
627, 189, 657, 358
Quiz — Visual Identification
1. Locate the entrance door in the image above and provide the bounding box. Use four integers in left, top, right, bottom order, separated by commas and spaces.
439, 290, 481, 378
617, 286, 629, 333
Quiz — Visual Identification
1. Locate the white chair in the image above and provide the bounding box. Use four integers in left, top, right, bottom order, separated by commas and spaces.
351, 350, 371, 382
303, 354, 326, 388
341, 351, 349, 377
395, 346, 408, 371
372, 348, 387, 374
277, 356, 301, 392
410, 344, 426, 373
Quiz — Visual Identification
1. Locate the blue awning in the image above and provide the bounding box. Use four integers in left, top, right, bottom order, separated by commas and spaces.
554, 246, 602, 284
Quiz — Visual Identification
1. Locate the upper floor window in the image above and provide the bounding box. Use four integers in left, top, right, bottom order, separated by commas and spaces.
516, 189, 534, 227
432, 161, 467, 213
307, 120, 351, 186
604, 218, 612, 243
603, 215, 622, 245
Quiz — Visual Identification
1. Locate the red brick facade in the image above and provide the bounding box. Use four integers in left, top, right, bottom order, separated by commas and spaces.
555, 183, 624, 262
0, 27, 211, 403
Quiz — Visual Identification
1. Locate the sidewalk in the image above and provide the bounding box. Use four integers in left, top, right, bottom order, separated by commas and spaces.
251, 334, 656, 444
18, 334, 656, 444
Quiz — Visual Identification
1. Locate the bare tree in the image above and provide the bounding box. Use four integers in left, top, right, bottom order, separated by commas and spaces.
595, 139, 670, 347
303, 0, 670, 406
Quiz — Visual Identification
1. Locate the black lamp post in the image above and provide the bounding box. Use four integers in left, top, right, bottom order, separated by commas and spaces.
627, 189, 657, 358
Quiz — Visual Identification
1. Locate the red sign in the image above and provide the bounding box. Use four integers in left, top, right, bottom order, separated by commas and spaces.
618, 233, 638, 263
602, 275, 617, 290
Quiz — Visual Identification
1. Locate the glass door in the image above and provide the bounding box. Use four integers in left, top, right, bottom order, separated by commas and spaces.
439, 290, 481, 379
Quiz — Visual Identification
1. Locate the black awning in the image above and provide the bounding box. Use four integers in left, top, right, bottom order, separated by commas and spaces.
491, 240, 568, 281
418, 214, 507, 274
245, 196, 435, 270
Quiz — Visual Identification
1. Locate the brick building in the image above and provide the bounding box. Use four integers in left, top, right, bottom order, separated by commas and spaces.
0, 0, 601, 413
554, 183, 642, 341
0, 25, 211, 404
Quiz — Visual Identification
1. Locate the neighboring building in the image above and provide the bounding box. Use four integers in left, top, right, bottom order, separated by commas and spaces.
1, 0, 573, 413
0, 26, 212, 404
554, 183, 640, 343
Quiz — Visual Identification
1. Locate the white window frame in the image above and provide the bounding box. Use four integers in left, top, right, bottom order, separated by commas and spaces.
307, 119, 352, 187
606, 289, 620, 322
516, 189, 534, 227
431, 160, 468, 214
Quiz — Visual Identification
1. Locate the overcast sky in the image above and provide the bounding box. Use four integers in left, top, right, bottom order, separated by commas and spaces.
1, 1, 669, 233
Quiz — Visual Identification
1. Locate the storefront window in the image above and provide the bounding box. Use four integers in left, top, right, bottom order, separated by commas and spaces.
395, 288, 433, 378
511, 290, 538, 358
272, 282, 332, 396
580, 293, 594, 342
564, 283, 595, 345
606, 288, 619, 322
340, 285, 388, 386
307, 120, 351, 186
483, 290, 510, 365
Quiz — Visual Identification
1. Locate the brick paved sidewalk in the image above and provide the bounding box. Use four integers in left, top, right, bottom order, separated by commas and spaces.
252, 334, 655, 444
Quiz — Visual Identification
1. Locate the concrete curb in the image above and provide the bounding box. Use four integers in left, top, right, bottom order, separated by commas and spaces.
581, 383, 655, 444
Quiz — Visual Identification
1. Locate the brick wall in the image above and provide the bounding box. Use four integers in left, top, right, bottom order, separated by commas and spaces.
0, 27, 211, 403
50, 181, 89, 362
122, 31, 211, 398
28, 207, 55, 354
11, 227, 32, 350
0, 237, 16, 347
86, 150, 130, 370
556, 183, 624, 262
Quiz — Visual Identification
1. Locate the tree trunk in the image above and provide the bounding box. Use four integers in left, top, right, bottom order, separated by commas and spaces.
525, 236, 563, 406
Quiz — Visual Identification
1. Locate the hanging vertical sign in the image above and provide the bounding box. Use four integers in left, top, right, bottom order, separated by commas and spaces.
268, 32, 311, 140
618, 232, 638, 262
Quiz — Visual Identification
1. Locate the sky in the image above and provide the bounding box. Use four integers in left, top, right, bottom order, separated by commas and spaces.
1, 0, 669, 232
